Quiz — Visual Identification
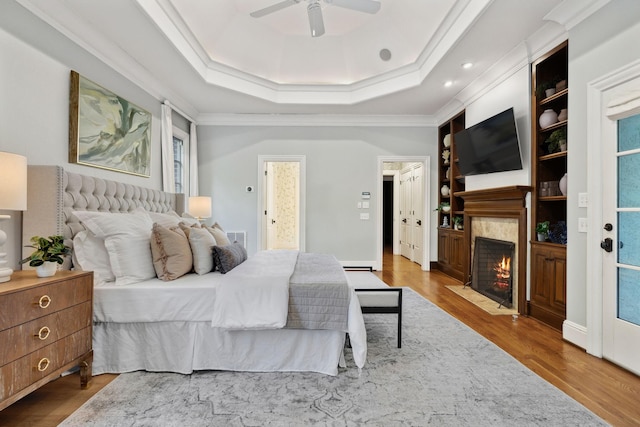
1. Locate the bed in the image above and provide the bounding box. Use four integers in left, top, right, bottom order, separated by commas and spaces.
22, 166, 366, 376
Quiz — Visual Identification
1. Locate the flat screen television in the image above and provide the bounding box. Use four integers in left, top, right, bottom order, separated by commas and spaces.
454, 107, 523, 176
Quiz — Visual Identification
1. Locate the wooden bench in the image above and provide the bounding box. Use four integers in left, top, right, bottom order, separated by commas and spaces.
345, 267, 403, 348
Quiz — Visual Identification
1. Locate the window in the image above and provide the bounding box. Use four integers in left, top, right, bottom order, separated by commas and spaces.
172, 127, 189, 195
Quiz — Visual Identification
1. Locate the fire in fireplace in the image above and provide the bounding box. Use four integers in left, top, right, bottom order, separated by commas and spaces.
471, 237, 515, 308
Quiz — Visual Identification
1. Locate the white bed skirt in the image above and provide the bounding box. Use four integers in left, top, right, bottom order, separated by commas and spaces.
93, 322, 351, 376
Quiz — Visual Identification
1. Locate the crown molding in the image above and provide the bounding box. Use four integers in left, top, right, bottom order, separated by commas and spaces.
137, 0, 492, 105
196, 113, 437, 127
544, 0, 611, 31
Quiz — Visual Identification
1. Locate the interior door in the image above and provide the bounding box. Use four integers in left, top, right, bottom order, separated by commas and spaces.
400, 168, 413, 259
602, 111, 640, 376
264, 161, 300, 250
411, 164, 424, 265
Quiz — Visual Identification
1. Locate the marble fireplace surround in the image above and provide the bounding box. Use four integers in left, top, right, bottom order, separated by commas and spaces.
456, 186, 531, 314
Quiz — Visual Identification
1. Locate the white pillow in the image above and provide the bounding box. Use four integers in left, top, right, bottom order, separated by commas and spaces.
72, 230, 115, 286
188, 227, 217, 275
73, 210, 155, 286
147, 209, 183, 228
180, 212, 201, 226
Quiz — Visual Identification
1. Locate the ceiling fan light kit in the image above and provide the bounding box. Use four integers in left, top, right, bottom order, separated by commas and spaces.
250, 0, 381, 37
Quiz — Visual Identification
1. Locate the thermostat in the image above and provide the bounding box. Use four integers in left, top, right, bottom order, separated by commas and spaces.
362, 192, 371, 199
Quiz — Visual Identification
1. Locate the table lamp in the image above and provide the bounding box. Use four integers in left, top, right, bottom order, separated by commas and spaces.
188, 196, 211, 222
0, 152, 28, 283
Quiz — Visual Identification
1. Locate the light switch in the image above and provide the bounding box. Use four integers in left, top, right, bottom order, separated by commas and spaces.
578, 192, 588, 208
360, 213, 369, 220
578, 217, 588, 232
362, 201, 370, 209
357, 202, 362, 209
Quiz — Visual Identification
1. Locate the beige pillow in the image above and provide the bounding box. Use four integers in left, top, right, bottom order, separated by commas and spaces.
204, 224, 230, 246
178, 221, 202, 239
150, 223, 193, 281
188, 228, 217, 275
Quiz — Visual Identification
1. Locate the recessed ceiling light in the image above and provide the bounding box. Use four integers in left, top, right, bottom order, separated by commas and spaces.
379, 49, 392, 62
462, 62, 473, 69
444, 80, 453, 87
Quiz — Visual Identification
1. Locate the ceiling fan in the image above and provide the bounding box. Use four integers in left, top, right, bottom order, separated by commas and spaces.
250, 0, 381, 37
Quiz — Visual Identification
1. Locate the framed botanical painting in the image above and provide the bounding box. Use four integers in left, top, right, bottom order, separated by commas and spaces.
69, 71, 151, 177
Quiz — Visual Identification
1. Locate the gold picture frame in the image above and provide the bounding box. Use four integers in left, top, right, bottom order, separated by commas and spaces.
69, 71, 151, 177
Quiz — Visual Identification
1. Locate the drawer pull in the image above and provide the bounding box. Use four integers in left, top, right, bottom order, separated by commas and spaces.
35, 326, 51, 340
37, 357, 50, 372
37, 295, 51, 309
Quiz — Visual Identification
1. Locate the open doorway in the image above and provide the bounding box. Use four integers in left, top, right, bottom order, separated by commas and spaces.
257, 155, 306, 251
377, 156, 430, 271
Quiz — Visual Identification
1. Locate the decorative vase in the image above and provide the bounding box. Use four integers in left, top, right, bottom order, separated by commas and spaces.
445, 167, 450, 179
443, 134, 451, 148
537, 233, 547, 242
558, 108, 568, 121
539, 109, 558, 128
36, 261, 58, 278
556, 79, 567, 91
545, 88, 556, 98
559, 173, 567, 196
442, 205, 451, 213
441, 184, 450, 196
442, 149, 450, 165
560, 141, 567, 152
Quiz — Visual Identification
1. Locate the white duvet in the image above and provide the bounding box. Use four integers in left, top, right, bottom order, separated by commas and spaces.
211, 250, 298, 329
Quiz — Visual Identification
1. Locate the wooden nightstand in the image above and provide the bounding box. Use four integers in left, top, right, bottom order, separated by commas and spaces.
0, 270, 93, 411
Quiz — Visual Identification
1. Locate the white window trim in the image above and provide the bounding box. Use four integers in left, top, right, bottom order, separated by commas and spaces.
173, 126, 190, 196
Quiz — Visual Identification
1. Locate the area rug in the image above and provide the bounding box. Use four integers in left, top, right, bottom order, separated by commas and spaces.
61, 285, 605, 426
446, 284, 518, 316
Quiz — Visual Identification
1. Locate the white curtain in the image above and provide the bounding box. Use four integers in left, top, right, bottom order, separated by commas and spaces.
161, 102, 175, 192
189, 122, 199, 196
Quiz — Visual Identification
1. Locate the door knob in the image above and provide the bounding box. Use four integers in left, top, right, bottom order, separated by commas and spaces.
402, 218, 407, 223
600, 237, 613, 252
604, 223, 613, 231
271, 219, 276, 224
416, 219, 422, 226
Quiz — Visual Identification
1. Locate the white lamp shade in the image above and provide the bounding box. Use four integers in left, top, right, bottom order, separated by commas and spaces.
188, 196, 211, 219
0, 152, 27, 211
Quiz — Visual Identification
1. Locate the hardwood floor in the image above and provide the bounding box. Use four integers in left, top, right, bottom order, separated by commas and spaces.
1, 251, 639, 426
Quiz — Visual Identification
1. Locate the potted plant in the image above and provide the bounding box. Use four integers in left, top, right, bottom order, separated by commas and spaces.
536, 80, 555, 99
434, 201, 450, 213
535, 221, 550, 241
20, 235, 70, 277
546, 128, 567, 153
452, 216, 463, 230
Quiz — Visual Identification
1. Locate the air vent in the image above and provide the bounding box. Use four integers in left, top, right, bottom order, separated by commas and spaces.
226, 231, 246, 248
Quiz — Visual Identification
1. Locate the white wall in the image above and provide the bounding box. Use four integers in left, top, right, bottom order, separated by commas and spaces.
197, 125, 436, 262
0, 19, 165, 270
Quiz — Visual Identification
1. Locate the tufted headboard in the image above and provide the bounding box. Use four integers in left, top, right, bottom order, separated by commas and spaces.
22, 166, 185, 270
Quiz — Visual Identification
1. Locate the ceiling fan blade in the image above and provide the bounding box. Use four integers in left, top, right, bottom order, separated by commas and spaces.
308, 1, 325, 37
250, 0, 300, 18
327, 0, 381, 14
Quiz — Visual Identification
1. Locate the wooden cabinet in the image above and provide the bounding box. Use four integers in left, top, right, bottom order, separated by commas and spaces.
529, 41, 568, 329
436, 111, 466, 281
0, 270, 93, 411
529, 243, 566, 330
437, 228, 465, 281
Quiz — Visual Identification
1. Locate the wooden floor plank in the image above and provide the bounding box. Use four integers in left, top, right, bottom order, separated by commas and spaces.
1, 250, 639, 426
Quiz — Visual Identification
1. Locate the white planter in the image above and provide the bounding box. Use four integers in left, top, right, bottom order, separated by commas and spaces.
559, 173, 568, 196
36, 261, 58, 278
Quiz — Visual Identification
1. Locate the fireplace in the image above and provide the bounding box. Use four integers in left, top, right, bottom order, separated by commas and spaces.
456, 186, 531, 314
471, 237, 515, 308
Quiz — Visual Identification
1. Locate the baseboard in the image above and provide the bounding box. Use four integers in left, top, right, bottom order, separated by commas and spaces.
340, 260, 378, 271
562, 320, 587, 350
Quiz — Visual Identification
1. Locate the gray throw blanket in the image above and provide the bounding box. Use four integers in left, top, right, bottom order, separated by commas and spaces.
286, 253, 350, 331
